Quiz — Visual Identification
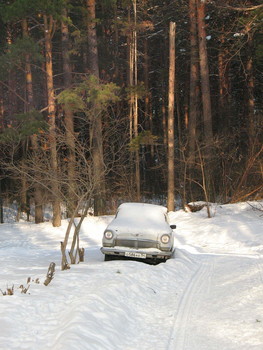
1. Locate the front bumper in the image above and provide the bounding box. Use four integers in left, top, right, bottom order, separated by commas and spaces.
101, 246, 174, 260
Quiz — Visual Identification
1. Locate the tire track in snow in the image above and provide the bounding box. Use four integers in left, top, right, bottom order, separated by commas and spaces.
167, 255, 215, 350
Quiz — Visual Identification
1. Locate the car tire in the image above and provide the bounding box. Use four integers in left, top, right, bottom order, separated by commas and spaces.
104, 254, 113, 261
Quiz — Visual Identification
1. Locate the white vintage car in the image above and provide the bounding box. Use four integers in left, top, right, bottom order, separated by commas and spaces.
101, 203, 176, 262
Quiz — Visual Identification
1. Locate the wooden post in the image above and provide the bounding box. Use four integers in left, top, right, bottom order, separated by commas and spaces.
44, 262, 56, 286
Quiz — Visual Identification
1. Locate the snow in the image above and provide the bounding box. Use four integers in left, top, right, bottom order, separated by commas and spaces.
106, 202, 171, 234
0, 201, 263, 349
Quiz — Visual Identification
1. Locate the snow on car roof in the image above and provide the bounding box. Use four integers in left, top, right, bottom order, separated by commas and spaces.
106, 202, 171, 234
118, 202, 167, 215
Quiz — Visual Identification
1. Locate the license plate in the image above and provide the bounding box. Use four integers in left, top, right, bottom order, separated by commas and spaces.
125, 252, 147, 259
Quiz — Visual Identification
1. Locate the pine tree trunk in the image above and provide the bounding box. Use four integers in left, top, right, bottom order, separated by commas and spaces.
0, 180, 3, 224
246, 32, 255, 153
196, 0, 213, 200
127, 1, 140, 201
87, 0, 99, 77
22, 19, 44, 224
167, 22, 176, 212
144, 38, 154, 157
6, 27, 17, 117
61, 9, 77, 217
133, 0, 140, 201
44, 15, 61, 227
162, 90, 167, 149
113, 3, 120, 81
87, 0, 106, 215
218, 35, 230, 130
197, 0, 213, 147
0, 85, 4, 133
20, 161, 30, 221
188, 0, 199, 166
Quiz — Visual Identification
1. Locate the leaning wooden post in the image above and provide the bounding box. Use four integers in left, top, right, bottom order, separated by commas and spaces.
44, 262, 56, 286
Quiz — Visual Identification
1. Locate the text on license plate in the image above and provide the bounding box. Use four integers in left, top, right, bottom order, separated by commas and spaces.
125, 252, 147, 259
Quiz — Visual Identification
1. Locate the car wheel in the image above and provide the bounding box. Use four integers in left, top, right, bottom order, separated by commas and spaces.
150, 258, 166, 265
104, 254, 113, 261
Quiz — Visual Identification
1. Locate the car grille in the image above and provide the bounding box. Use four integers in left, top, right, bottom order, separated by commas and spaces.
115, 238, 158, 249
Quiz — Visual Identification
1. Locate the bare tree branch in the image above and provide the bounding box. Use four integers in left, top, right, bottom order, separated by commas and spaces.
220, 4, 263, 12
0, 80, 29, 105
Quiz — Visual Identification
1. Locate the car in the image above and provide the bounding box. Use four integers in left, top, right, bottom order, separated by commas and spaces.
101, 202, 176, 263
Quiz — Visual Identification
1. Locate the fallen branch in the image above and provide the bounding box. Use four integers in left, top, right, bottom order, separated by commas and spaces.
231, 184, 263, 204
247, 202, 263, 216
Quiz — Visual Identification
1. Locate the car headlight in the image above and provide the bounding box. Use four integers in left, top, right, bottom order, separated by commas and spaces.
161, 234, 170, 244
104, 231, 113, 240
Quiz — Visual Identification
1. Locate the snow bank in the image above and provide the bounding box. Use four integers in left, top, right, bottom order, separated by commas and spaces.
0, 201, 262, 349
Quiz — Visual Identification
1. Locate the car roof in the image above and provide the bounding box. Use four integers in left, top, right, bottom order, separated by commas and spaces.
118, 202, 167, 215
106, 202, 170, 234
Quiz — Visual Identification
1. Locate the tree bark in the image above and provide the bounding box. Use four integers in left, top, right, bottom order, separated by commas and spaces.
196, 0, 213, 200
246, 31, 255, 153
22, 19, 44, 224
188, 0, 199, 165
218, 34, 230, 130
6, 26, 17, 118
197, 0, 213, 147
44, 14, 61, 227
87, 0, 99, 77
127, 1, 140, 201
162, 90, 167, 149
133, 0, 140, 201
0, 84, 3, 132
87, 0, 106, 215
167, 22, 176, 212
61, 8, 77, 217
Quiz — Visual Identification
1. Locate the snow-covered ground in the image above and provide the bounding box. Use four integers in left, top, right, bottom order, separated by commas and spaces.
0, 202, 262, 350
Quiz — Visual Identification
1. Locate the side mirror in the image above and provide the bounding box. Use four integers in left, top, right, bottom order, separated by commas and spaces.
170, 224, 176, 230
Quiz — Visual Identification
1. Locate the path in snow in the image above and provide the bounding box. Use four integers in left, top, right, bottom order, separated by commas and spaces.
1, 202, 263, 350
167, 253, 263, 350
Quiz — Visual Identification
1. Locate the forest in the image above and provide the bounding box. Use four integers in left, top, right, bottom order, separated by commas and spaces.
0, 0, 262, 226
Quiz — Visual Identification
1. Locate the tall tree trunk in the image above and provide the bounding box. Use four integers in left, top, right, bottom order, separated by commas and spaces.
0, 80, 5, 223
143, 39, 150, 130
61, 8, 77, 217
128, 1, 140, 201
22, 19, 44, 224
144, 38, 154, 157
6, 26, 17, 117
113, 2, 120, 82
20, 159, 30, 221
197, 0, 213, 200
0, 85, 4, 132
218, 34, 230, 130
167, 22, 176, 212
188, 0, 199, 166
0, 180, 3, 224
196, 0, 213, 147
44, 14, 61, 227
133, 0, 140, 201
87, 0, 99, 77
162, 89, 167, 149
246, 31, 255, 153
87, 0, 106, 215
